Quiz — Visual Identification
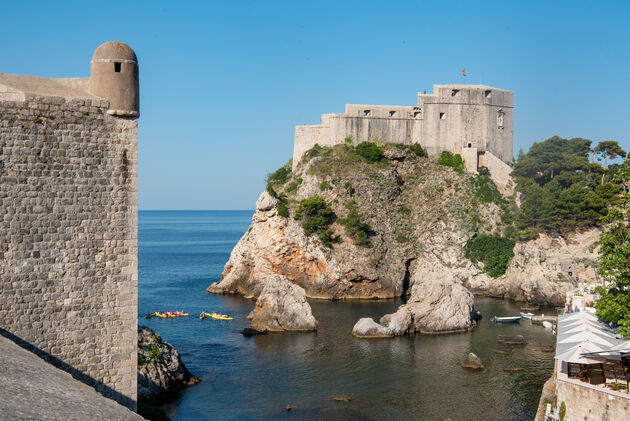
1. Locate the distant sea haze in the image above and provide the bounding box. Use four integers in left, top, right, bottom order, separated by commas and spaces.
139, 211, 555, 420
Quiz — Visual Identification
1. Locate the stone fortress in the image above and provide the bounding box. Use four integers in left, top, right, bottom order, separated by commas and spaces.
293, 84, 514, 189
0, 42, 139, 409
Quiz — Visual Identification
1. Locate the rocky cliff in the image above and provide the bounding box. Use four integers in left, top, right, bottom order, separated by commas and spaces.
208, 144, 601, 333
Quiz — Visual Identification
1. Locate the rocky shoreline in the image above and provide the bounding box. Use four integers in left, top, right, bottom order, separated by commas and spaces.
137, 326, 201, 404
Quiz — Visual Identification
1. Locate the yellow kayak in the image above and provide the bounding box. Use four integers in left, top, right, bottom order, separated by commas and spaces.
211, 313, 234, 321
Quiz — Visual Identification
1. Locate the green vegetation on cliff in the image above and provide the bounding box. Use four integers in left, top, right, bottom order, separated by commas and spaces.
595, 158, 630, 338
465, 234, 515, 278
294, 195, 337, 246
438, 151, 464, 174
339, 200, 373, 246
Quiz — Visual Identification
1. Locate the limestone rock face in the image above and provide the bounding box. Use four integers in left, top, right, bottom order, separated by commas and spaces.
208, 147, 603, 311
379, 275, 476, 335
248, 274, 318, 332
137, 326, 200, 403
466, 229, 601, 305
352, 317, 393, 338
256, 191, 277, 211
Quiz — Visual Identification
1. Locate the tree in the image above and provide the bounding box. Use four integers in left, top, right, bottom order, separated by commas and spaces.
511, 136, 610, 235
594, 141, 627, 184
596, 158, 630, 338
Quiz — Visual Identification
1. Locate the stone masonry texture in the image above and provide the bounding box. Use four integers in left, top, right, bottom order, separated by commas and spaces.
0, 94, 138, 408
0, 335, 143, 420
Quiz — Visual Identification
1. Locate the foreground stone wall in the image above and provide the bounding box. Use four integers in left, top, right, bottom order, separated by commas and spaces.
0, 94, 138, 407
556, 377, 630, 420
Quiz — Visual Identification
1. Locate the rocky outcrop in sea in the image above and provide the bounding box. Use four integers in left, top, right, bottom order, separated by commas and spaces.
208, 145, 602, 334
137, 326, 200, 403
247, 274, 318, 332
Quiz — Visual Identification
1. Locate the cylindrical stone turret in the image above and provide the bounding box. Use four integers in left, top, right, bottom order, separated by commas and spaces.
90, 41, 139, 117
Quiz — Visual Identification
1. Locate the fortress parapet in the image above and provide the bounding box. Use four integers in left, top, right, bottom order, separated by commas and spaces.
294, 84, 514, 188
0, 42, 138, 409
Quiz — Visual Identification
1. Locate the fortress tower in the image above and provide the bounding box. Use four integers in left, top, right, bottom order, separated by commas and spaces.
0, 42, 139, 409
293, 84, 514, 189
90, 41, 139, 116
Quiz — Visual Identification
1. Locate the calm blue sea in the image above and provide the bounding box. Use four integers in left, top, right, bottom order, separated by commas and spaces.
139, 210, 555, 421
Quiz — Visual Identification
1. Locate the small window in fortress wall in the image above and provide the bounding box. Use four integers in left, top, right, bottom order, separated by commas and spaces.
451, 89, 460, 97
363, 110, 370, 116
114, 62, 121, 72
497, 110, 504, 128
389, 111, 396, 117
485, 90, 491, 98
439, 112, 446, 120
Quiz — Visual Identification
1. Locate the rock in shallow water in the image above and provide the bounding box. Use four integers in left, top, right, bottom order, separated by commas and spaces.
249, 274, 318, 332
461, 352, 485, 369
137, 326, 201, 403
379, 276, 477, 335
497, 334, 527, 345
352, 317, 393, 338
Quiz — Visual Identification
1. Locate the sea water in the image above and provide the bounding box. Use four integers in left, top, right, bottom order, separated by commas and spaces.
139, 211, 555, 421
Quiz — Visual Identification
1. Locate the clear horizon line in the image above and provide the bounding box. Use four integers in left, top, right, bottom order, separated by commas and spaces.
138, 209, 255, 212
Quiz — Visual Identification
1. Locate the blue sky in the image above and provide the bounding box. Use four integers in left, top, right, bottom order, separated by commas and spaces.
2, 1, 629, 209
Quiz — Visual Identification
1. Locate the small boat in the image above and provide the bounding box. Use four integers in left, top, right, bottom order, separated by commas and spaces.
211, 313, 234, 321
519, 312, 534, 319
492, 316, 521, 323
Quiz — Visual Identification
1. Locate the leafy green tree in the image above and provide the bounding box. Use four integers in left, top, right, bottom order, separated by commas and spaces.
594, 141, 627, 184
596, 158, 630, 338
465, 234, 515, 278
594, 141, 627, 170
511, 136, 617, 235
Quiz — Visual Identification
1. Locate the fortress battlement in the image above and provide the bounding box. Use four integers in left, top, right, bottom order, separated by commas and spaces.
293, 84, 514, 189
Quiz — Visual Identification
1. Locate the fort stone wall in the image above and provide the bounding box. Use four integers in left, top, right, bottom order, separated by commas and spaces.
0, 41, 139, 410
0, 94, 138, 407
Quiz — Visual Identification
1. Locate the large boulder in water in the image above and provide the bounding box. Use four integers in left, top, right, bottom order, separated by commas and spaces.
379, 276, 477, 335
137, 326, 200, 403
249, 274, 318, 332
352, 317, 393, 338
461, 352, 484, 369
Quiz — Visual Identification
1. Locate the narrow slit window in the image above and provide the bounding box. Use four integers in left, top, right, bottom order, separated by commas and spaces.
467, 143, 472, 148
389, 111, 396, 117
497, 110, 504, 128
439, 112, 446, 120
114, 62, 122, 72
451, 89, 460, 97
485, 90, 491, 98
363, 110, 370, 116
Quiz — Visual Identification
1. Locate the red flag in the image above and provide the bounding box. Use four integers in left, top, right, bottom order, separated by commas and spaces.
462, 69, 466, 77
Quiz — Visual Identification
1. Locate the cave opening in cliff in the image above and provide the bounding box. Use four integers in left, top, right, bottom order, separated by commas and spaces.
401, 259, 413, 298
